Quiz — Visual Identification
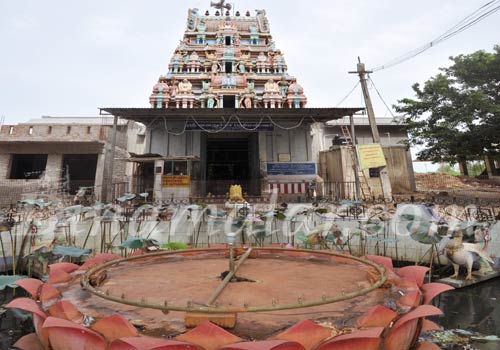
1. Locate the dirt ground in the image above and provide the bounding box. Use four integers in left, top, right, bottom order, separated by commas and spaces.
415, 174, 500, 198
63, 252, 389, 340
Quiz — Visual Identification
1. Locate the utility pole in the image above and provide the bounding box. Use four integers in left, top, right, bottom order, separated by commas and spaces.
349, 57, 392, 200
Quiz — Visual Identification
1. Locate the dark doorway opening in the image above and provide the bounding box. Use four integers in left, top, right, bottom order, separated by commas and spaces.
63, 154, 98, 194
223, 95, 236, 108
206, 138, 250, 195
135, 162, 155, 196
225, 36, 231, 46
9, 154, 48, 179
225, 62, 233, 73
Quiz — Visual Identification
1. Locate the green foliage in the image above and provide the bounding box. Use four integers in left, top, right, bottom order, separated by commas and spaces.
52, 246, 91, 258
0, 275, 27, 290
161, 242, 188, 250
119, 238, 159, 250
395, 46, 500, 172
437, 164, 460, 176
467, 161, 486, 177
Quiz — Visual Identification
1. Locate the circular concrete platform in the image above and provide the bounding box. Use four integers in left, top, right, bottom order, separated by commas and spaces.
64, 249, 388, 339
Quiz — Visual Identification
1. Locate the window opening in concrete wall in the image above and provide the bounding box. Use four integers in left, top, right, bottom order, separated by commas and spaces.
87, 126, 92, 134
163, 161, 188, 176
9, 126, 14, 135
29, 126, 33, 135
66, 126, 71, 134
9, 154, 48, 179
62, 154, 98, 194
48, 126, 52, 134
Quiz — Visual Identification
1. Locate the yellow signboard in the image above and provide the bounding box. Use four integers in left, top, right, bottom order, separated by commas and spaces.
162, 175, 191, 188
356, 144, 387, 170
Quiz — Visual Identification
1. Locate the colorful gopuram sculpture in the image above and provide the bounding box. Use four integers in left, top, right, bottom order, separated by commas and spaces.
149, 3, 307, 109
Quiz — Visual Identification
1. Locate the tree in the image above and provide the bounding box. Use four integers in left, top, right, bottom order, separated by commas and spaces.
395, 46, 500, 175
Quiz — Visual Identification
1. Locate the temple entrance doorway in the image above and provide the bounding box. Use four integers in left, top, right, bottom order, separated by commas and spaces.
203, 133, 260, 196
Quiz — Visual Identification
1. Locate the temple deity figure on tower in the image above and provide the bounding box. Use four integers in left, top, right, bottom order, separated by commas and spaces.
188, 51, 201, 73
176, 79, 195, 108
178, 79, 193, 93
273, 50, 286, 73
170, 79, 178, 97
279, 77, 289, 97
206, 88, 218, 108
263, 79, 282, 108
238, 61, 246, 73
170, 51, 182, 73
256, 52, 269, 73
239, 89, 254, 109
202, 80, 211, 93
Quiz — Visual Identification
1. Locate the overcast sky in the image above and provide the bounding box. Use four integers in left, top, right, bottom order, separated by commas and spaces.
0, 0, 498, 127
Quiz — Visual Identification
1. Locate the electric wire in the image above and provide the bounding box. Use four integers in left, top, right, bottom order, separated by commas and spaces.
370, 0, 500, 72
335, 82, 360, 107
266, 116, 305, 130
367, 76, 396, 119
162, 116, 189, 136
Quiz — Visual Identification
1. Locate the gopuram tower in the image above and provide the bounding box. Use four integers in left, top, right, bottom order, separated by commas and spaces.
102, 2, 361, 203
149, 5, 307, 110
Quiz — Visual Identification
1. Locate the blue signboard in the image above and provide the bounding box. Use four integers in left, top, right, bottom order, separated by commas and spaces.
185, 121, 274, 132
267, 163, 316, 176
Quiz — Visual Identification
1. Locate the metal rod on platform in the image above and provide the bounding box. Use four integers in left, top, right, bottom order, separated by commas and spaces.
206, 247, 253, 306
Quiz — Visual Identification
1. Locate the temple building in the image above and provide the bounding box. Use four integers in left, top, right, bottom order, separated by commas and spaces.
0, 2, 419, 206
101, 4, 364, 202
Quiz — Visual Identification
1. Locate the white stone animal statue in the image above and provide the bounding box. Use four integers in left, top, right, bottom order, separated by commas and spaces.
446, 229, 494, 280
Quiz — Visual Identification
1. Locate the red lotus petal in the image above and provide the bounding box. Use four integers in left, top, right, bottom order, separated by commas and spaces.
391, 305, 443, 333
49, 262, 80, 273
396, 266, 429, 288
272, 320, 331, 350
384, 318, 419, 350
14, 278, 43, 300
363, 255, 394, 271
48, 268, 72, 284
398, 290, 422, 308
34, 313, 50, 349
420, 319, 442, 333
91, 314, 138, 341
43, 316, 106, 350
175, 322, 243, 350
6, 298, 47, 319
356, 305, 398, 328
222, 340, 305, 350
394, 276, 420, 290
79, 253, 122, 270
109, 337, 203, 350
12, 333, 44, 350
421, 283, 454, 305
48, 301, 84, 323
415, 341, 442, 350
315, 327, 384, 350
40, 283, 61, 303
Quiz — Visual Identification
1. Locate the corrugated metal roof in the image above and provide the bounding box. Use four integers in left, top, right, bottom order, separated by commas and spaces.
99, 107, 365, 123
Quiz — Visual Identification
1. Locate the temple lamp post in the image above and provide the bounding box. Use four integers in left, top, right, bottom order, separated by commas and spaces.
226, 232, 237, 274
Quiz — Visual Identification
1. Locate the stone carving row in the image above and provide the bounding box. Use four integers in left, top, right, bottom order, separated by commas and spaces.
150, 78, 306, 109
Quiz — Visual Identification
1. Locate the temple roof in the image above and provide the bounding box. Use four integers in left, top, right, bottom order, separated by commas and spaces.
99, 107, 364, 124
